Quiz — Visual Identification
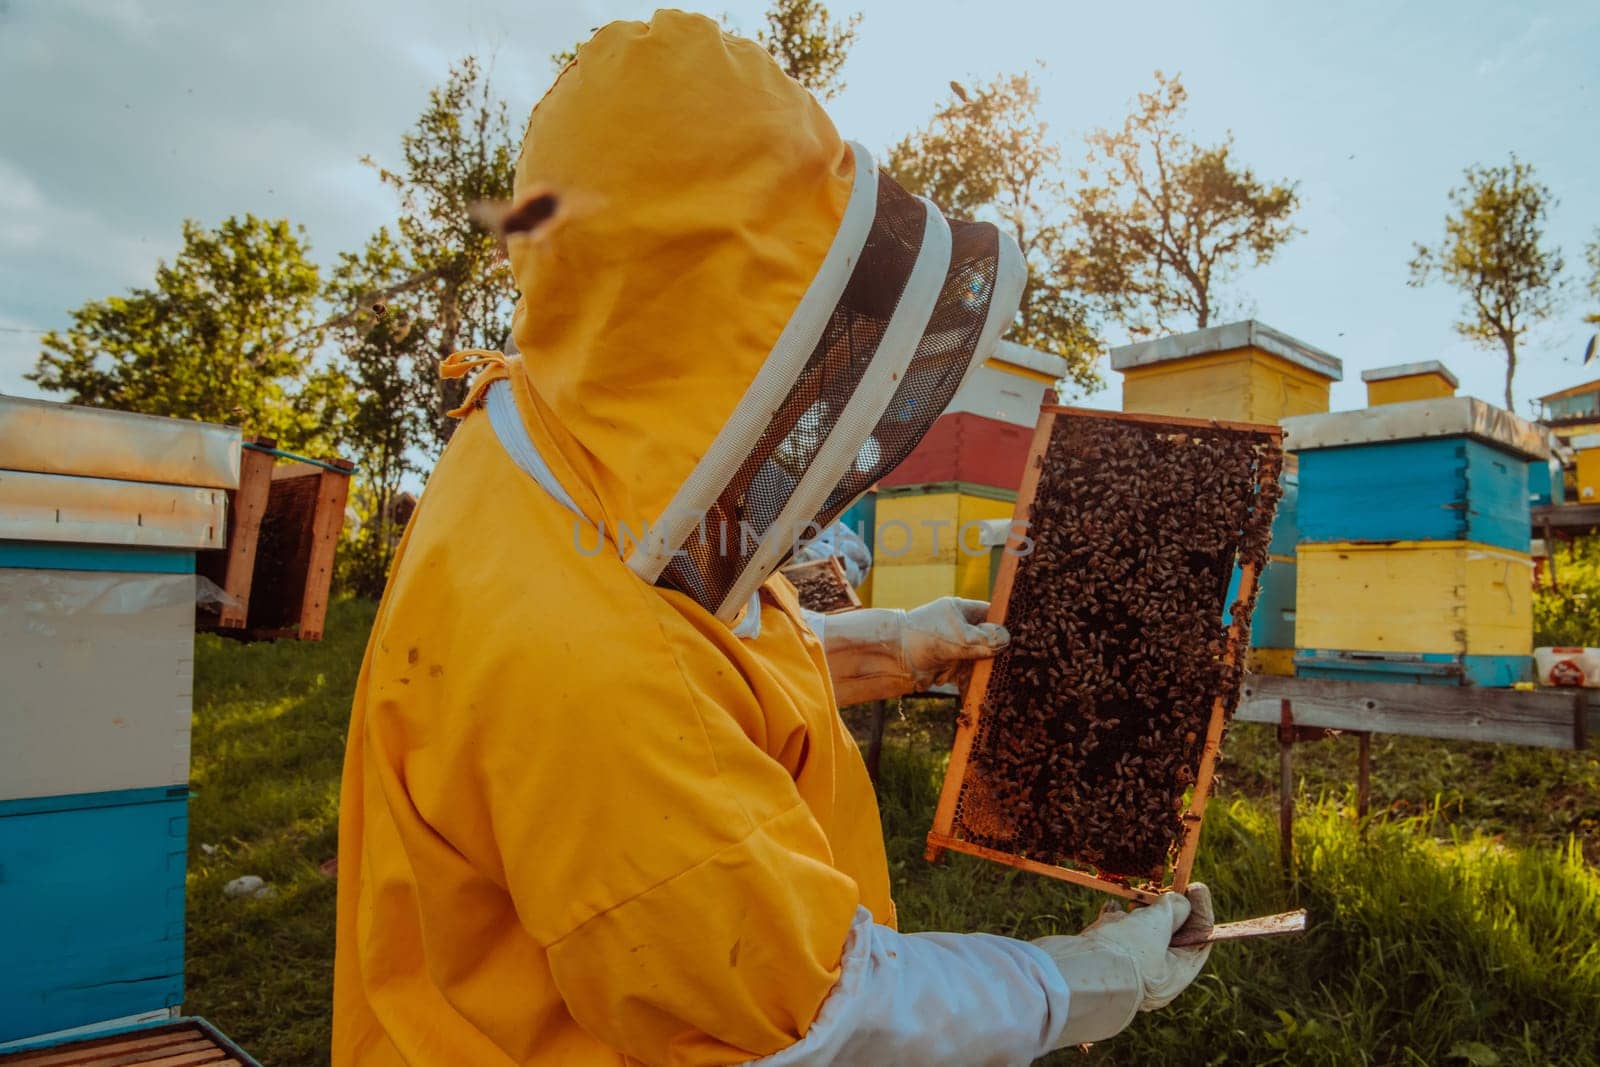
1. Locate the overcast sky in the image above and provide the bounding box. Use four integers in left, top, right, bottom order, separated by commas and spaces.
2, 0, 1596, 418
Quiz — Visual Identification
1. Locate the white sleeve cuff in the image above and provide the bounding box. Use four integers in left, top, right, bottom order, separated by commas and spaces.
754, 907, 1071, 1066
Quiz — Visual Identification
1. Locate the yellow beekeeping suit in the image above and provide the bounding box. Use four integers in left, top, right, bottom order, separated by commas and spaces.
334, 11, 894, 1065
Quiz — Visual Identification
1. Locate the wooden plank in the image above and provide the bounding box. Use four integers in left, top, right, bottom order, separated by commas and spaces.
1043, 403, 1286, 439
1237, 674, 1592, 749
927, 832, 1162, 904
1532, 502, 1600, 533
295, 468, 352, 642
0, 1023, 250, 1067
198, 439, 274, 629
1170, 908, 1307, 947
2, 1028, 198, 1065
109, 1044, 228, 1066
0, 1027, 238, 1067
2, 1032, 183, 1065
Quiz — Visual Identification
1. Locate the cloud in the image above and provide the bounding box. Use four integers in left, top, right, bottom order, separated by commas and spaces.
2, 0, 1598, 417
0, 158, 46, 249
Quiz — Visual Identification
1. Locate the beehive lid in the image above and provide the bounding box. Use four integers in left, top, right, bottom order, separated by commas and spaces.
1283, 396, 1548, 459
0, 395, 240, 490
1360, 360, 1459, 386
989, 339, 1066, 379
1108, 320, 1344, 382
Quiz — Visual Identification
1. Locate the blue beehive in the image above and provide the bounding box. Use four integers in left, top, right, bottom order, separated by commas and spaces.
1528, 447, 1565, 507
1297, 436, 1532, 551
1225, 467, 1298, 656
1283, 397, 1544, 686
0, 397, 238, 1047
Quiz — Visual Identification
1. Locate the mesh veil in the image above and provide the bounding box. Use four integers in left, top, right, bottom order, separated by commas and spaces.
632, 146, 1027, 621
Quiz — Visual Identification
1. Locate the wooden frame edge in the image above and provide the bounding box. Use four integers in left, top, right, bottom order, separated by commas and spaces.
1041, 405, 1286, 439
926, 832, 1164, 904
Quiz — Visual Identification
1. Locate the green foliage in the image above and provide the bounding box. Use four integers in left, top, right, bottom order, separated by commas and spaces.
28, 214, 345, 454
186, 597, 376, 1066
1534, 536, 1600, 647
888, 71, 1101, 396
363, 56, 517, 450
1074, 72, 1302, 337
867, 709, 1600, 1066
325, 229, 431, 597
757, 0, 860, 100
1584, 228, 1600, 327
1409, 155, 1564, 411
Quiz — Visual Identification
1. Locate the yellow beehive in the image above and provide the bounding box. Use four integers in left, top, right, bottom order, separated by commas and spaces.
1297, 540, 1532, 657
870, 563, 958, 608
1246, 648, 1296, 676
1362, 360, 1458, 406
1112, 320, 1342, 425
869, 483, 1015, 608
1572, 433, 1600, 503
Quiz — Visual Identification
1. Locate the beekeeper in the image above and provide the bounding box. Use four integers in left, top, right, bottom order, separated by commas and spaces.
334, 11, 1211, 1065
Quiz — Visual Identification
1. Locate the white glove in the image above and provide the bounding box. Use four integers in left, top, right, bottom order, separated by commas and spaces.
822, 598, 1009, 705
1031, 885, 1214, 1047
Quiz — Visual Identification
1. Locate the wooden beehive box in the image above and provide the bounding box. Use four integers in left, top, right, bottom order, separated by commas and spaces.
1286, 398, 1542, 687
1295, 540, 1534, 687
1361, 360, 1458, 407
926, 407, 1283, 902
198, 442, 353, 642
1286, 397, 1545, 553
869, 483, 1017, 609
1111, 320, 1342, 427
781, 556, 861, 614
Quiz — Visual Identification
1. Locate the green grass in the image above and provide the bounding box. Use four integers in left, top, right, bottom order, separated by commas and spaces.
186, 604, 1600, 1065
185, 598, 374, 1064
871, 721, 1600, 1065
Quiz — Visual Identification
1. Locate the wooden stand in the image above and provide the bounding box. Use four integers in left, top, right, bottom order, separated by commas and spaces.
926, 407, 1283, 903
1243, 673, 1598, 872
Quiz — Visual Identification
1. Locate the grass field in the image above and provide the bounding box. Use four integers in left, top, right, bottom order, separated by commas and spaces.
187, 599, 1600, 1065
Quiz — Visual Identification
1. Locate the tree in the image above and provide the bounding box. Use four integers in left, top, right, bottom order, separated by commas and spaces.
326, 229, 431, 596
28, 214, 346, 452
1409, 155, 1563, 410
1584, 228, 1600, 327
757, 0, 860, 100
1073, 72, 1301, 337
887, 71, 1100, 395
366, 57, 518, 451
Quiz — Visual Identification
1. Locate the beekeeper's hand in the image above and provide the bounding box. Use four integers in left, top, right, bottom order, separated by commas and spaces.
817, 598, 1008, 705
1031, 885, 1214, 1047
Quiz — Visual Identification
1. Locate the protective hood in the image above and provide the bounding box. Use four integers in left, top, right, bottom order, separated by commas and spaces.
498, 10, 1025, 622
